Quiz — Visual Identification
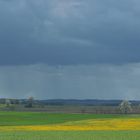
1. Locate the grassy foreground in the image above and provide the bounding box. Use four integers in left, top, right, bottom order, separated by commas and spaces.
0, 112, 140, 139
0, 131, 140, 140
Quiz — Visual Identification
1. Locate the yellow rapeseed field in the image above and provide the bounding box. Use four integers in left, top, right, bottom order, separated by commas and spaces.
1, 119, 140, 131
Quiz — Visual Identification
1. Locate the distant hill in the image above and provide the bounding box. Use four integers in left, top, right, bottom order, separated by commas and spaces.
36, 99, 140, 106
0, 98, 140, 106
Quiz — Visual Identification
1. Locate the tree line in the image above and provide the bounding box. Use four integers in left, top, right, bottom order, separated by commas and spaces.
0, 98, 137, 114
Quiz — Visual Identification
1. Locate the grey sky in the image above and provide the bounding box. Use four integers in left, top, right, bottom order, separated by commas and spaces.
0, 0, 140, 99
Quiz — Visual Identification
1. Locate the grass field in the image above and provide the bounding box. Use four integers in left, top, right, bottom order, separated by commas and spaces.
0, 112, 124, 126
0, 112, 140, 139
1, 131, 140, 140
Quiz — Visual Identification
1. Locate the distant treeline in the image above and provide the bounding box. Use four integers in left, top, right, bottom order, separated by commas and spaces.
34, 99, 140, 106
0, 98, 140, 106
0, 98, 140, 114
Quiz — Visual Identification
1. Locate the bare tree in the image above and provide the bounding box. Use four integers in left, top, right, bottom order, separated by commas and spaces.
25, 96, 34, 108
119, 100, 132, 114
5, 99, 11, 107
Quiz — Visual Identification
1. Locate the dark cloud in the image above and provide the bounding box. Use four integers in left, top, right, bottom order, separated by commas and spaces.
0, 63, 140, 100
1, 0, 140, 100
0, 0, 140, 65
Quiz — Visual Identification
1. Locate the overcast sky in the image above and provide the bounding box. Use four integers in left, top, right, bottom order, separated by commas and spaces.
0, 0, 140, 99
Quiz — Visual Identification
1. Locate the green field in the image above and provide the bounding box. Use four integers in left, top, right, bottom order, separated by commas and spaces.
0, 112, 139, 140
0, 131, 140, 140
0, 112, 129, 126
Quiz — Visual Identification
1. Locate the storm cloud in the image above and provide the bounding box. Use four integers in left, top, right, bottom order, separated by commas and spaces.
0, 63, 140, 100
0, 0, 140, 65
0, 0, 140, 99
